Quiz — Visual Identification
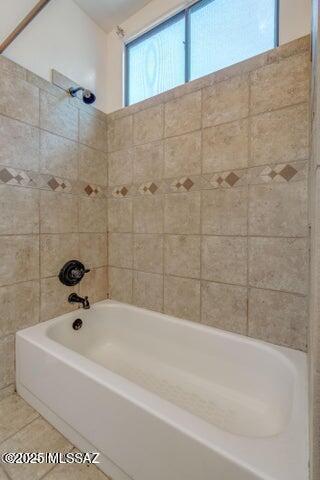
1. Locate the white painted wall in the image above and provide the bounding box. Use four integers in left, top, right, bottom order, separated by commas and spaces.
106, 0, 312, 113
0, 0, 109, 112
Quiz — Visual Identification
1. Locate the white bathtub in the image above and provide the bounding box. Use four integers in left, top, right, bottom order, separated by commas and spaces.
16, 300, 308, 480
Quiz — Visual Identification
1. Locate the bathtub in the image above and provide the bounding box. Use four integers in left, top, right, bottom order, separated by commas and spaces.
16, 300, 308, 480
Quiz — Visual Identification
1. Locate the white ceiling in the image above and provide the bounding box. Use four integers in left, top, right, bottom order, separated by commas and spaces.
73, 0, 153, 33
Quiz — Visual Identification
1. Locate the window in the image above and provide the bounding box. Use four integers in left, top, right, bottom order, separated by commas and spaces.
125, 0, 278, 106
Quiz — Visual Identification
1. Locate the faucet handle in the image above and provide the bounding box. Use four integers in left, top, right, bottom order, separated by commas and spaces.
59, 260, 90, 286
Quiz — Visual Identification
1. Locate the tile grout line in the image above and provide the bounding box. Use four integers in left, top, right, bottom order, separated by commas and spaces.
161, 102, 165, 314
107, 99, 309, 153
104, 265, 308, 297
0, 414, 40, 449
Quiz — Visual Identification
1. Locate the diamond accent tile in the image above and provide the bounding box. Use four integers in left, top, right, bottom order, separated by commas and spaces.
85, 185, 93, 195
0, 168, 13, 183
183, 178, 194, 191
149, 183, 158, 194
225, 172, 240, 187
260, 164, 299, 183
47, 177, 72, 192
84, 184, 101, 197
139, 182, 159, 195
48, 177, 60, 191
210, 171, 242, 189
112, 185, 129, 197
0, 167, 33, 186
172, 177, 195, 192
280, 165, 298, 181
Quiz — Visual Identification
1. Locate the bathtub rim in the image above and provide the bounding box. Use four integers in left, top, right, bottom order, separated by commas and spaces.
16, 299, 309, 480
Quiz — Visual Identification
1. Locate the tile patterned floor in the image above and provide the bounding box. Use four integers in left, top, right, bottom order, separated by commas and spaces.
0, 393, 110, 480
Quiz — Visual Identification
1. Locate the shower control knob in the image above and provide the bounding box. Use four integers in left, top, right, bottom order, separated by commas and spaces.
59, 260, 90, 286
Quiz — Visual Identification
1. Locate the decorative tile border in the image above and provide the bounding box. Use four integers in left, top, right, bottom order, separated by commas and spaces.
0, 167, 39, 188
107, 161, 308, 199
0, 161, 306, 199
0, 165, 107, 198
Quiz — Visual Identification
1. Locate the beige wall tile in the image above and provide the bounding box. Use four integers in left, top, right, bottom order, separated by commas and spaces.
79, 197, 107, 233
40, 277, 78, 321
80, 266, 107, 303
133, 142, 164, 183
0, 235, 39, 287
164, 276, 200, 322
203, 75, 249, 128
134, 234, 163, 274
164, 192, 200, 234
79, 110, 107, 152
164, 131, 201, 178
108, 148, 133, 186
202, 119, 249, 173
109, 267, 132, 304
133, 271, 163, 311
0, 185, 39, 235
165, 91, 201, 137
27, 70, 64, 98
202, 236, 247, 285
133, 196, 163, 234
202, 188, 248, 235
0, 394, 38, 444
250, 53, 310, 115
249, 181, 308, 237
40, 91, 78, 141
164, 235, 200, 278
109, 233, 133, 268
40, 191, 78, 234
0, 417, 72, 480
108, 198, 132, 233
201, 281, 247, 334
79, 233, 107, 269
108, 115, 133, 152
0, 73, 39, 126
0, 281, 39, 337
40, 234, 79, 278
0, 115, 39, 170
0, 56, 26, 80
248, 288, 307, 350
251, 103, 309, 166
78, 145, 107, 185
134, 105, 163, 144
0, 336, 14, 390
40, 131, 78, 180
249, 237, 308, 294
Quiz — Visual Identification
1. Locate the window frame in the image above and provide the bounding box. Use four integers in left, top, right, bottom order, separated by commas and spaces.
125, 0, 280, 107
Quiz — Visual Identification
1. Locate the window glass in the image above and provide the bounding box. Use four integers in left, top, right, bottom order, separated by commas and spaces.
126, 13, 186, 106
189, 0, 277, 81
125, 0, 277, 105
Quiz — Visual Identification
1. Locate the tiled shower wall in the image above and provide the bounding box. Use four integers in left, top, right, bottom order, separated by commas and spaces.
107, 36, 311, 353
0, 56, 108, 398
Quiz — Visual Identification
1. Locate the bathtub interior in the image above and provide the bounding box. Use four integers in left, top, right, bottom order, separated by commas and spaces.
46, 303, 295, 439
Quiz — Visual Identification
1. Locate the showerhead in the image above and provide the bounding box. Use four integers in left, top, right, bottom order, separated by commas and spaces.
68, 86, 96, 105
82, 89, 96, 104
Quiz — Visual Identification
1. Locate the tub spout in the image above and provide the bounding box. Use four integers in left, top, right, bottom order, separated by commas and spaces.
68, 293, 90, 309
